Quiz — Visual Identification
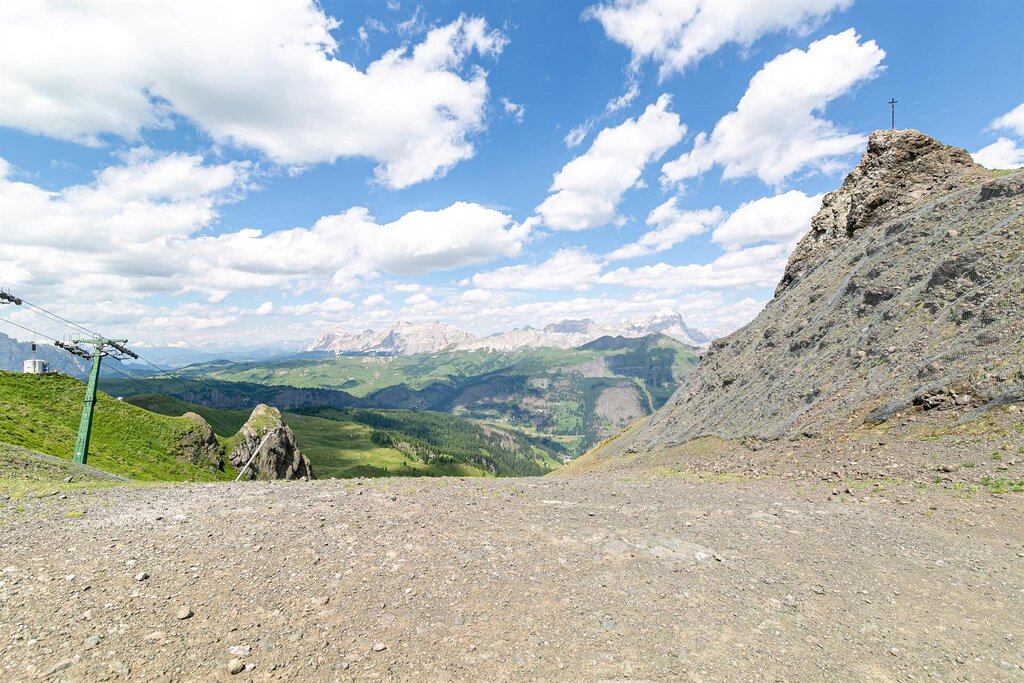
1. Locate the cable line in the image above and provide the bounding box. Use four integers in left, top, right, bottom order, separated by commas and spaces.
0, 316, 58, 342
16, 297, 102, 338
102, 362, 241, 436
131, 352, 237, 409
3, 290, 241, 437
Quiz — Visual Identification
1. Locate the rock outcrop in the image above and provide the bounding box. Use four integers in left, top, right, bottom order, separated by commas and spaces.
177, 412, 224, 472
228, 405, 314, 480
617, 130, 1023, 450
778, 129, 990, 294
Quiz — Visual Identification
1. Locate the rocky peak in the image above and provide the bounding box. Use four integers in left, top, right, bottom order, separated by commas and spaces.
543, 319, 596, 334
229, 404, 314, 480
306, 314, 712, 355
608, 131, 1021, 449
778, 129, 988, 294
636, 311, 711, 345
177, 412, 223, 472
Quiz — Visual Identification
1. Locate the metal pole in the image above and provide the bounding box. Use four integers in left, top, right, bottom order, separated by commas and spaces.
73, 348, 103, 464
235, 432, 274, 482
889, 98, 897, 130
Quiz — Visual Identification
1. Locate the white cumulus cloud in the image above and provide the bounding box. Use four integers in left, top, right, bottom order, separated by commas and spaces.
472, 249, 602, 291
972, 138, 1024, 169
601, 243, 791, 291
281, 297, 356, 317
662, 29, 885, 187
500, 97, 526, 123
1, 149, 248, 249
536, 94, 685, 230
0, 2, 506, 189
0, 153, 532, 302
712, 190, 823, 251
989, 102, 1024, 137
585, 0, 851, 80
973, 103, 1024, 169
608, 201, 723, 261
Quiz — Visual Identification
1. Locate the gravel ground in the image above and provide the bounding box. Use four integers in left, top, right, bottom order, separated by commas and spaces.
2, 457, 1023, 682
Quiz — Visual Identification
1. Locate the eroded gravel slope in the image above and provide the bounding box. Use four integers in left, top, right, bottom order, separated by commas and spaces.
2, 471, 1023, 682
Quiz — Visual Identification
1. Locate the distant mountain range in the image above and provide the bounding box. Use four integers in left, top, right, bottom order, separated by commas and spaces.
109, 333, 703, 456
304, 312, 711, 356
0, 332, 90, 376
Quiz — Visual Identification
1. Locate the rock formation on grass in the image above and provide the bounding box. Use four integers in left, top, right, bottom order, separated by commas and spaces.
229, 405, 314, 480
620, 129, 1023, 450
177, 412, 224, 471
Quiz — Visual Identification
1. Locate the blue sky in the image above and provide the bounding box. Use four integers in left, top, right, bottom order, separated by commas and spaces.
0, 0, 1021, 347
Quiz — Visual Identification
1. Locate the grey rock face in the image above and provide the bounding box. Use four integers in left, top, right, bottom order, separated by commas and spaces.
177, 412, 224, 471
779, 129, 990, 295
228, 404, 314, 480
622, 130, 1024, 449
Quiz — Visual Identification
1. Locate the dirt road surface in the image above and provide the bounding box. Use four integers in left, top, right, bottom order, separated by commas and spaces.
2, 472, 1023, 682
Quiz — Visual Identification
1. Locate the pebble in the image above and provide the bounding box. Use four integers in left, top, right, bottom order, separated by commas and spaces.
175, 606, 193, 620
134, 571, 149, 581
229, 645, 251, 657
44, 660, 73, 677
227, 658, 244, 675
890, 647, 901, 656
373, 643, 387, 652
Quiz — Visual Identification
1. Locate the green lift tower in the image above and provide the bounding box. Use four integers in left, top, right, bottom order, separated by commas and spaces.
56, 337, 139, 465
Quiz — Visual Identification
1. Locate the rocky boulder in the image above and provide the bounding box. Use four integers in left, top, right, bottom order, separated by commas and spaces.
177, 412, 224, 472
228, 405, 314, 480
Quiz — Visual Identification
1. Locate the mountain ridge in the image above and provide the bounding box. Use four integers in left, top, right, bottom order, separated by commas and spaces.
305, 311, 711, 356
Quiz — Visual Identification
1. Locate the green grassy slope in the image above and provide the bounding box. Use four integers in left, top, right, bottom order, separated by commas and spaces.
126, 394, 548, 478
126, 393, 249, 435
179, 347, 599, 394
0, 372, 233, 482
171, 336, 701, 454
180, 339, 699, 399
301, 407, 558, 476
276, 411, 488, 479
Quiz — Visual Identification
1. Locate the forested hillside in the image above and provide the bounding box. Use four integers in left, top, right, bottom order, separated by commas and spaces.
159, 335, 700, 454
129, 395, 558, 478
